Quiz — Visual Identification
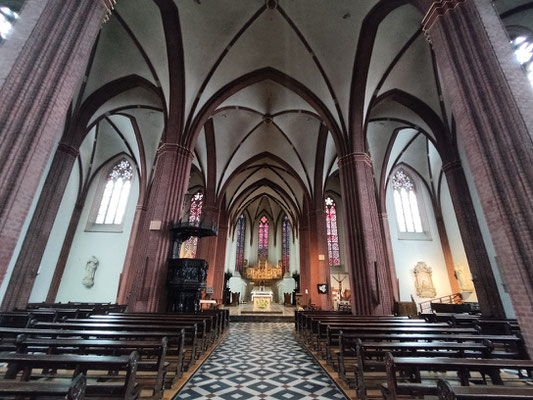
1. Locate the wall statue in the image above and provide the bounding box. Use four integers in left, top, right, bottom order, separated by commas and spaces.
82, 256, 99, 288
455, 264, 475, 293
413, 261, 437, 298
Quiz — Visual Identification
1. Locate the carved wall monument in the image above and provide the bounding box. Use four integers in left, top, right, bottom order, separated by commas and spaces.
413, 261, 436, 298
455, 264, 475, 293
82, 256, 99, 288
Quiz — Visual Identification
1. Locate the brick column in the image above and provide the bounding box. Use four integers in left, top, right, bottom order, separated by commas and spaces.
118, 144, 193, 312
379, 213, 400, 301
308, 210, 332, 310
197, 205, 221, 299
298, 216, 310, 305
434, 210, 461, 295
0, 0, 105, 287
338, 153, 394, 315
422, 0, 533, 347
212, 212, 229, 300
1, 143, 79, 310
442, 160, 506, 317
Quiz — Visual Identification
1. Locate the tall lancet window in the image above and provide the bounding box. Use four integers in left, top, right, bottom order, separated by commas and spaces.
181, 192, 204, 258
512, 35, 533, 85
235, 214, 246, 273
392, 169, 423, 233
325, 197, 340, 267
95, 159, 133, 225
282, 215, 290, 274
258, 216, 269, 258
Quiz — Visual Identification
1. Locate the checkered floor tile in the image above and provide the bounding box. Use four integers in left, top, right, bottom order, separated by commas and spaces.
174, 322, 348, 399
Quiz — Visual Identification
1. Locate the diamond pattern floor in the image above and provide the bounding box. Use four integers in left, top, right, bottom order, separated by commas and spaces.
174, 322, 348, 399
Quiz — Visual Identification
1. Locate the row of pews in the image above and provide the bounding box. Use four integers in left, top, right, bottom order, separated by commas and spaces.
296, 310, 533, 399
0, 302, 229, 399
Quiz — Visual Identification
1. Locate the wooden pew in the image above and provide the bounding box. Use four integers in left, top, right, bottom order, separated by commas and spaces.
33, 321, 198, 369
437, 379, 533, 399
348, 339, 492, 399
0, 351, 139, 399
16, 335, 168, 398
0, 373, 86, 399
381, 353, 533, 399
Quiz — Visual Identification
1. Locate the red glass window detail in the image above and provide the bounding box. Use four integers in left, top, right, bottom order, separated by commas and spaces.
235, 214, 246, 273
282, 215, 290, 274
258, 216, 269, 257
325, 197, 340, 266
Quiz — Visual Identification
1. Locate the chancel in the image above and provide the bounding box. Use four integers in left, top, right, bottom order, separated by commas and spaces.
1, 0, 533, 399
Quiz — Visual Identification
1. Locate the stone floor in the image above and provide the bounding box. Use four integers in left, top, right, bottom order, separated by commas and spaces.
173, 322, 348, 399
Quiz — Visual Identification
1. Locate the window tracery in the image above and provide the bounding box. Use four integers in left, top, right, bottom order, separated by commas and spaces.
325, 197, 340, 267
95, 159, 133, 225
392, 169, 423, 233
258, 216, 269, 258
235, 214, 246, 273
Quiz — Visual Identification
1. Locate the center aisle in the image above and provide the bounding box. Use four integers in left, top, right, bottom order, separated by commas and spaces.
175, 322, 348, 399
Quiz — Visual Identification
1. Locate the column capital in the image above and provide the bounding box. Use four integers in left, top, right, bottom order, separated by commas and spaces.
99, 0, 117, 23
422, 0, 467, 36
57, 143, 80, 159
156, 143, 193, 160
338, 152, 372, 168
441, 159, 463, 174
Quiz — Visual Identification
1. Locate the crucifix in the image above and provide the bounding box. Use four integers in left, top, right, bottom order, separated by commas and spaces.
332, 274, 347, 300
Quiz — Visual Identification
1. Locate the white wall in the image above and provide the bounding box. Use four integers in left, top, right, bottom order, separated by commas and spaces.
29, 164, 80, 302
54, 172, 139, 303
386, 181, 453, 304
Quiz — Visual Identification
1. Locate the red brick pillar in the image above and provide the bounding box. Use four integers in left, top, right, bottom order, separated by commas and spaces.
0, 0, 105, 288
379, 212, 400, 301
434, 210, 461, 295
212, 212, 229, 301
118, 144, 193, 312
338, 153, 394, 315
422, 0, 533, 347
197, 206, 220, 299
442, 160, 506, 317
308, 210, 332, 311
1, 143, 79, 310
298, 216, 310, 305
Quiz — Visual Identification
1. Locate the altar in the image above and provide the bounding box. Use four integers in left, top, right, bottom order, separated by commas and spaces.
251, 288, 273, 311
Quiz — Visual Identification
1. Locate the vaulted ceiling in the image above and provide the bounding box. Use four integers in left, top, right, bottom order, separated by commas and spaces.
67, 0, 530, 230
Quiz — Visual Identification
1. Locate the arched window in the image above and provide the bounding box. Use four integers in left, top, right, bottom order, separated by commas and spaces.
235, 214, 246, 273
325, 197, 340, 267
512, 35, 533, 85
0, 6, 20, 42
258, 216, 269, 258
392, 169, 423, 233
95, 159, 133, 225
181, 192, 203, 258
282, 215, 290, 274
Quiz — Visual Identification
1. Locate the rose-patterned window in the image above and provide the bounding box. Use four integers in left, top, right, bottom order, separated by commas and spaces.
392, 169, 423, 233
181, 192, 203, 258
235, 214, 246, 273
282, 215, 290, 274
258, 216, 269, 258
325, 197, 340, 267
95, 159, 134, 225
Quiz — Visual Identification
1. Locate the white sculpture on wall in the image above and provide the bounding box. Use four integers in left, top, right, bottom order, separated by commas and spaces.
455, 264, 475, 293
413, 261, 437, 298
82, 256, 99, 288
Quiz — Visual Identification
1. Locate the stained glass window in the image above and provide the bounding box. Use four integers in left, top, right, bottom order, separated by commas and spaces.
182, 192, 203, 258
512, 36, 533, 85
95, 159, 133, 225
282, 215, 290, 274
392, 169, 423, 233
235, 214, 246, 272
325, 197, 340, 267
258, 216, 269, 258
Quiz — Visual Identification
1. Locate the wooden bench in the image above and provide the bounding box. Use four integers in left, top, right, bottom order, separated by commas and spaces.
0, 372, 86, 399
437, 379, 533, 399
16, 335, 168, 398
381, 353, 533, 399
0, 351, 139, 399
347, 339, 491, 399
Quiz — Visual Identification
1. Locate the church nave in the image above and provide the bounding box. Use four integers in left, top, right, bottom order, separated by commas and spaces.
175, 323, 348, 400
